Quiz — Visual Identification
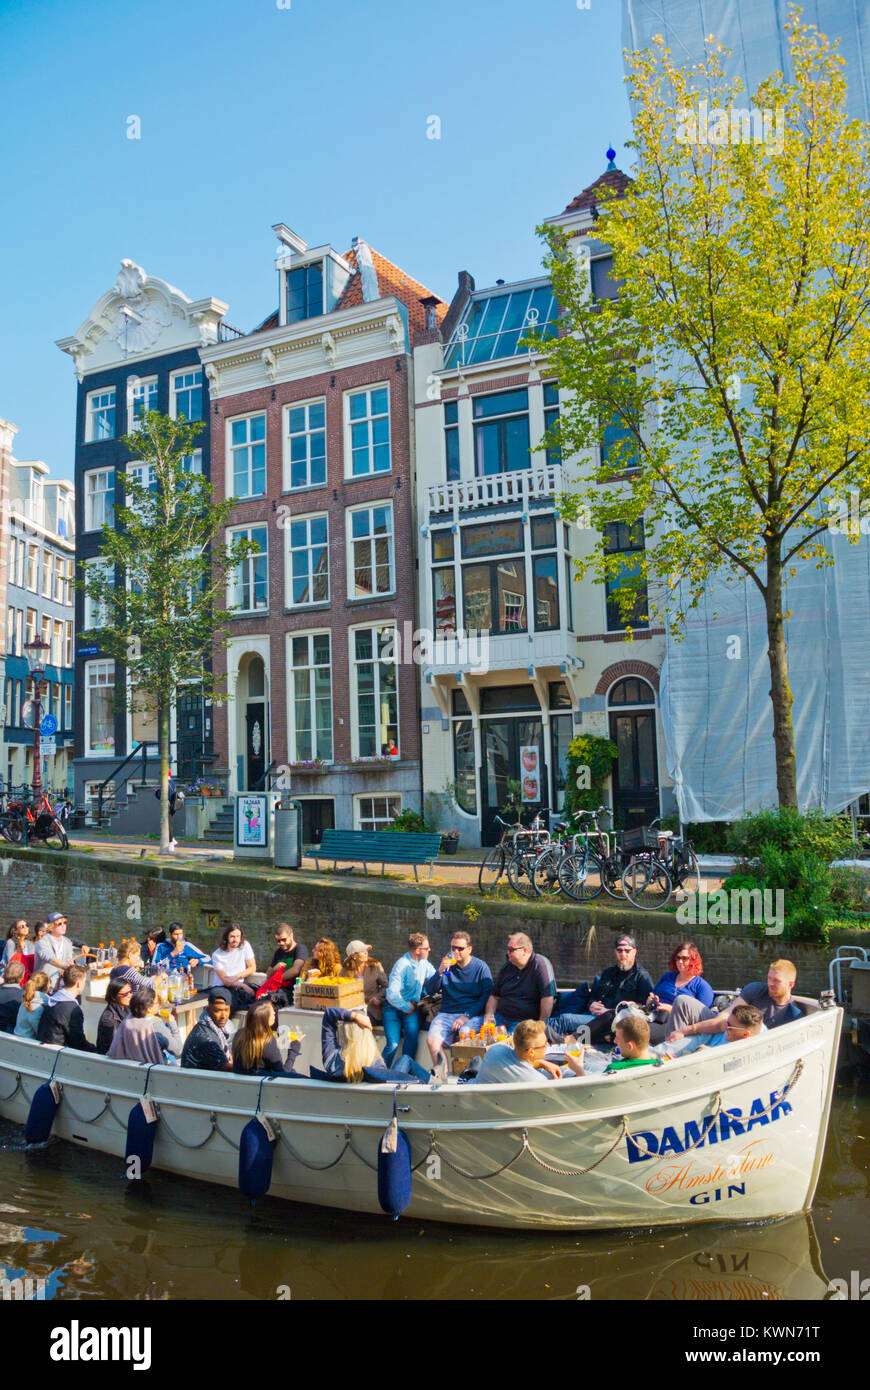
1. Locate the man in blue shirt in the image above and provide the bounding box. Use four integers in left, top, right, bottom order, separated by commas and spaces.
153, 922, 210, 972
382, 932, 436, 1067
421, 930, 493, 1065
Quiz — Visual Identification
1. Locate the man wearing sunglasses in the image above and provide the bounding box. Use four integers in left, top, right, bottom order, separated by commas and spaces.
558, 935, 655, 1045
482, 933, 557, 1035
421, 931, 493, 1065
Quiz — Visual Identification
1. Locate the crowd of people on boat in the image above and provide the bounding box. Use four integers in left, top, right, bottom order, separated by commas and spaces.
0, 911, 806, 1086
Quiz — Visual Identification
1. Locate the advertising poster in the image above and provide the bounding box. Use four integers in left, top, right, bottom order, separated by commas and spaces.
237, 794, 267, 847
520, 745, 541, 802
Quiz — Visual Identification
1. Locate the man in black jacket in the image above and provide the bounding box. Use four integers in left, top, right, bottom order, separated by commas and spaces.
584, 935, 654, 1044
37, 965, 97, 1052
0, 961, 25, 1033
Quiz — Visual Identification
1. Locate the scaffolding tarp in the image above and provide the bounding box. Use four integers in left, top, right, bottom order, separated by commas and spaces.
659, 529, 870, 821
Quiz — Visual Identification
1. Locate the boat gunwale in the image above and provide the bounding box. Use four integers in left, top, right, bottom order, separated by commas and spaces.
0, 1009, 840, 1134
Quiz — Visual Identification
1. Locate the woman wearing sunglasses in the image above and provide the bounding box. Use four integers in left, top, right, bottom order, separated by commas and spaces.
647, 941, 714, 1043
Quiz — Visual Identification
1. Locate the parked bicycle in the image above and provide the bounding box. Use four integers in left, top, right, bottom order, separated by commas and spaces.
556, 807, 673, 910
0, 786, 69, 850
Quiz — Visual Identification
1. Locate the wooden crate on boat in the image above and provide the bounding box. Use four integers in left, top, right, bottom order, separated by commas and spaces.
448, 1040, 504, 1075
297, 978, 365, 1012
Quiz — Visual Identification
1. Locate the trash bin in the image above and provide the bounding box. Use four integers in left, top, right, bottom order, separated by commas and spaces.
274, 800, 302, 869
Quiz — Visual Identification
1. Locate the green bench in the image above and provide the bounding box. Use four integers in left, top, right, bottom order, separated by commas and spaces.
308, 829, 444, 880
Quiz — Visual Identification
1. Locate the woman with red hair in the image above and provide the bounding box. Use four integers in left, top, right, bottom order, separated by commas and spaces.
647, 942, 714, 1043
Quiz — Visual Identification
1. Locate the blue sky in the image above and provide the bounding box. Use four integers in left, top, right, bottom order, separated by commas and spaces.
0, 0, 633, 481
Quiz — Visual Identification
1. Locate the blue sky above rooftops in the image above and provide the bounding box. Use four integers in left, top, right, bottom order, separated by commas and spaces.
0, 0, 633, 481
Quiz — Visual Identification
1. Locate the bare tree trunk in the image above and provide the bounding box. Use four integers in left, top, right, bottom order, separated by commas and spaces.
158, 699, 173, 854
765, 546, 798, 808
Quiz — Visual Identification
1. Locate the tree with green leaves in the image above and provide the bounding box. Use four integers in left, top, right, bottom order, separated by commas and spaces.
530, 14, 870, 808
80, 411, 258, 853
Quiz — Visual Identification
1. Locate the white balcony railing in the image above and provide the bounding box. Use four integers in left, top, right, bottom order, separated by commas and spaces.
426, 463, 563, 522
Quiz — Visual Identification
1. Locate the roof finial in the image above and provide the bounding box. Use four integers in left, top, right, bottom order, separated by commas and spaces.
606, 146, 617, 170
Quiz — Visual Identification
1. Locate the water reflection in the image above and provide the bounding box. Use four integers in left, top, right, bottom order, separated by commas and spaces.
0, 1108, 844, 1301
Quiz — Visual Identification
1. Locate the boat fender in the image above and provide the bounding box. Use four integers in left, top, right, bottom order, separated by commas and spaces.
377, 1101, 412, 1220
126, 1101, 158, 1176
25, 1080, 60, 1145
239, 1114, 276, 1201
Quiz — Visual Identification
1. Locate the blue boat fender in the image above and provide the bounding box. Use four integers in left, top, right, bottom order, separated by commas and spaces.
126, 1098, 158, 1177
239, 1082, 276, 1203
377, 1097, 412, 1220
25, 1051, 65, 1144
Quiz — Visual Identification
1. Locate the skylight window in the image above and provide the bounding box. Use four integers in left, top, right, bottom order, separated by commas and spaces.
444, 283, 559, 368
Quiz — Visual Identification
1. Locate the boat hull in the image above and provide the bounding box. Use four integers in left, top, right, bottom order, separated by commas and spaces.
0, 1005, 841, 1231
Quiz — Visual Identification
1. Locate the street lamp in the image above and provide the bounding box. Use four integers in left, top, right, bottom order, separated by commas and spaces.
24, 634, 50, 797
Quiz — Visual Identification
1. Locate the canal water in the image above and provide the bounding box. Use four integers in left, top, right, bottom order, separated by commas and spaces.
1, 1081, 868, 1301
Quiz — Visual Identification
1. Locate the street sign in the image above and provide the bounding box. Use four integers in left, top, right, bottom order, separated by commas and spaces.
40, 714, 58, 736
76, 646, 99, 657
41, 738, 56, 757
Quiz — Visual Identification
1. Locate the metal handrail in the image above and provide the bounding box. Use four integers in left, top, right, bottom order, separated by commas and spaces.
95, 740, 177, 827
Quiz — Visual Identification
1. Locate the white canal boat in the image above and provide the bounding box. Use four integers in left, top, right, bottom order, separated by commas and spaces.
0, 997, 841, 1232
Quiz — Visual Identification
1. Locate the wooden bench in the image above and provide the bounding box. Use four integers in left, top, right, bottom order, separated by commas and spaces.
308, 829, 443, 881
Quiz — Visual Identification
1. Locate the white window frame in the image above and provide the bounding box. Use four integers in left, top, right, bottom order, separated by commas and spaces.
349, 622, 400, 760
286, 630, 334, 763
25, 608, 37, 645
346, 502, 395, 599
226, 524, 269, 614
344, 384, 391, 479
64, 620, 73, 666
128, 376, 159, 431
26, 544, 38, 592
285, 511, 330, 608
283, 397, 327, 492
85, 387, 116, 443
64, 684, 72, 730
85, 659, 116, 757
226, 411, 267, 500
83, 557, 113, 630
41, 550, 52, 599
170, 367, 203, 421
354, 794, 402, 831
40, 614, 51, 650
14, 610, 23, 657
84, 468, 114, 532
181, 449, 203, 476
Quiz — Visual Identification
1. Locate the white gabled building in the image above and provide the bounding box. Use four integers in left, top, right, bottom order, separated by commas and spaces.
413, 163, 676, 846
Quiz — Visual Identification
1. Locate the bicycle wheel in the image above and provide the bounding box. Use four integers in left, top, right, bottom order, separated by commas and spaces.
673, 849, 702, 899
2, 818, 25, 845
602, 854, 629, 899
622, 857, 672, 910
507, 850, 539, 899
478, 846, 506, 895
40, 818, 69, 850
558, 850, 604, 901
532, 846, 564, 898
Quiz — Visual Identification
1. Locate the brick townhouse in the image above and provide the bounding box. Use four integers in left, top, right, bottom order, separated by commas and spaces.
200, 226, 447, 844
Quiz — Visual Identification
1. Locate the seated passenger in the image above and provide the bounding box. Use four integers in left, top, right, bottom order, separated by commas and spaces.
473, 1019, 585, 1084
140, 927, 167, 970
604, 1014, 660, 1072
548, 936, 655, 1044
420, 932, 494, 1064
181, 989, 233, 1071
382, 933, 435, 1067
300, 937, 342, 982
646, 942, 714, 1043
668, 960, 804, 1042
109, 940, 151, 991
108, 987, 182, 1064
14, 971, 50, 1041
231, 998, 301, 1076
2, 921, 34, 984
37, 965, 97, 1052
153, 922, 210, 972
210, 924, 257, 1011
321, 1007, 429, 1083
0, 960, 26, 1033
96, 979, 133, 1055
340, 940, 388, 1024
482, 934, 557, 1035
256, 924, 309, 1005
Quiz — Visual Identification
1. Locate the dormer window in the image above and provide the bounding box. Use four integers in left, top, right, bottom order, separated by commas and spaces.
286, 262, 324, 323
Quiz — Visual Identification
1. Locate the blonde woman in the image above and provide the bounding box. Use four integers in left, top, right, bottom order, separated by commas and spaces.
109, 939, 151, 991
14, 970, 50, 1040
320, 1007, 428, 1083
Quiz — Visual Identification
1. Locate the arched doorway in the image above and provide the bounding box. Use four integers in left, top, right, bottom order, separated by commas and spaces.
607, 677, 659, 828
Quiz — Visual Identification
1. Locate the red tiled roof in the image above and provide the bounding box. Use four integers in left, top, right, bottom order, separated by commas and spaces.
249, 245, 447, 342
336, 245, 448, 342
562, 167, 633, 214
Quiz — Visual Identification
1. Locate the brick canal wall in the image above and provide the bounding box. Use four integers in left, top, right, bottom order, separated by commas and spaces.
0, 847, 862, 996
